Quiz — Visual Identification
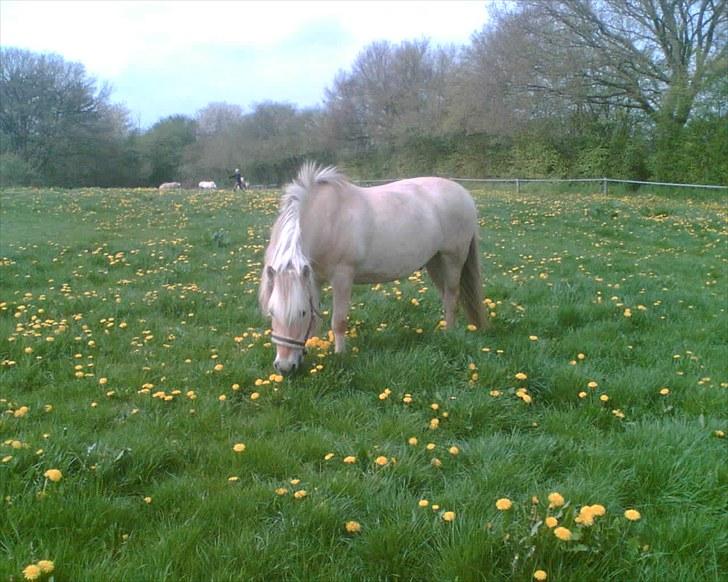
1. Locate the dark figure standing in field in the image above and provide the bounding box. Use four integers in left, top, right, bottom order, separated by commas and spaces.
230, 168, 246, 191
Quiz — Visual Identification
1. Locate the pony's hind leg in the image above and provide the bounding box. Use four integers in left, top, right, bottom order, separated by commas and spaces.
425, 253, 445, 298
428, 252, 464, 329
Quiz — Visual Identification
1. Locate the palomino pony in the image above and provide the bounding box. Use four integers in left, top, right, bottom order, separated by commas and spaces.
259, 163, 484, 375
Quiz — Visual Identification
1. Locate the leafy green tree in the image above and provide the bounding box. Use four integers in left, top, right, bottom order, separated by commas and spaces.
0, 47, 137, 186
138, 115, 197, 186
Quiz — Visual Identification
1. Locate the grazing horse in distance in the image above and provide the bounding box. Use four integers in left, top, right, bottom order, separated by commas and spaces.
259, 163, 485, 375
158, 182, 181, 190
198, 181, 217, 189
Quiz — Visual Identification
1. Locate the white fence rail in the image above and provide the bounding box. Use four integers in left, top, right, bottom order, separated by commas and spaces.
356, 177, 727, 194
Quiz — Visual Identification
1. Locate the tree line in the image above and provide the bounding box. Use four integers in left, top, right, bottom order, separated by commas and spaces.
2, 0, 726, 188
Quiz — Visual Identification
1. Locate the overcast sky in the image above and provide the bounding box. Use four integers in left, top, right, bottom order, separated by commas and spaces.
1, 1, 490, 128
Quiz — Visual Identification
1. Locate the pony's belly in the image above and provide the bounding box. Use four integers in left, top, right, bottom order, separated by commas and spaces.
352, 237, 438, 283
353, 259, 430, 284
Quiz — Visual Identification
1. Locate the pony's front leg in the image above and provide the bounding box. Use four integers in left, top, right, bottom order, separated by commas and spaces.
330, 269, 354, 353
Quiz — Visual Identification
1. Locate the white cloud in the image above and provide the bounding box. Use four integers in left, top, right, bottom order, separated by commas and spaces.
1, 0, 489, 125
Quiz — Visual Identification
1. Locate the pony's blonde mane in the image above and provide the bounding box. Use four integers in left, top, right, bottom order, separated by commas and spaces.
268, 162, 346, 272
260, 163, 342, 323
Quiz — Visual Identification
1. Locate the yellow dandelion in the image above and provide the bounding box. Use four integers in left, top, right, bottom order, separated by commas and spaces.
599, 394, 609, 402
529, 335, 538, 341
577, 506, 595, 526
374, 455, 389, 467
232, 443, 246, 453
659, 387, 670, 396
418, 499, 429, 508
466, 324, 477, 331
218, 394, 227, 401
293, 489, 307, 499
426, 443, 436, 451
345, 520, 362, 533
408, 437, 418, 446
250, 392, 260, 400
43, 469, 62, 482
448, 446, 460, 456
714, 430, 725, 438
143, 496, 152, 504
228, 476, 240, 482
429, 418, 440, 430
554, 526, 572, 541
13, 406, 29, 418
214, 363, 224, 371
495, 498, 512, 511
578, 391, 587, 399
442, 511, 456, 522
343, 455, 357, 464
533, 570, 548, 581
275, 487, 288, 496
515, 372, 528, 381
324, 452, 335, 461
544, 516, 558, 528
547, 492, 565, 508
22, 564, 41, 581
37, 560, 54, 574
590, 504, 606, 516
587, 381, 598, 389
624, 509, 641, 521
431, 457, 442, 468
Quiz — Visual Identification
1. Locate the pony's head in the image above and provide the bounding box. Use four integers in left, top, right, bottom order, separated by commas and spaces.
259, 263, 320, 375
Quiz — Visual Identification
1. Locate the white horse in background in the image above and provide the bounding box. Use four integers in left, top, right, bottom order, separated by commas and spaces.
259, 163, 485, 375
159, 182, 181, 190
198, 181, 217, 189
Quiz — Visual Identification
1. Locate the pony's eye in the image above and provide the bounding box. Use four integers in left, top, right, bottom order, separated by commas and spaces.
300, 310, 308, 318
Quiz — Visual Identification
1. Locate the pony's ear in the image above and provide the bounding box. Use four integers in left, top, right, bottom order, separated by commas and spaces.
266, 266, 276, 280
301, 264, 311, 280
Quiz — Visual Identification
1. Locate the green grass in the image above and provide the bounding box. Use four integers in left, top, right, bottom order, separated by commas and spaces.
1, 185, 726, 581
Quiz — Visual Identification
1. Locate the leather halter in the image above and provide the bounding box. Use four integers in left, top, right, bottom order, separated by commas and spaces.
270, 295, 320, 353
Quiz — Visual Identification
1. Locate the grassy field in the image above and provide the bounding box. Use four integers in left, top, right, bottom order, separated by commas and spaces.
1, 184, 726, 582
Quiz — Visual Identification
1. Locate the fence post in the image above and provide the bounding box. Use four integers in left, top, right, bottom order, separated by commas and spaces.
602, 178, 608, 195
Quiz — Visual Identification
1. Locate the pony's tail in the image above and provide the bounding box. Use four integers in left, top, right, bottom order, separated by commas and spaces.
460, 235, 485, 329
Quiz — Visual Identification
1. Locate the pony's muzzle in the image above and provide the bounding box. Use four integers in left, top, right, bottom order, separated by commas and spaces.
274, 352, 303, 376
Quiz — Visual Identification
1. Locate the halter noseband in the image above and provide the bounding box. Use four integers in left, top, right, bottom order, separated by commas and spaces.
270, 295, 320, 353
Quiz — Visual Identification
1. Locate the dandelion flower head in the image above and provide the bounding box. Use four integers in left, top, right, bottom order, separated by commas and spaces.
496, 498, 512, 511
